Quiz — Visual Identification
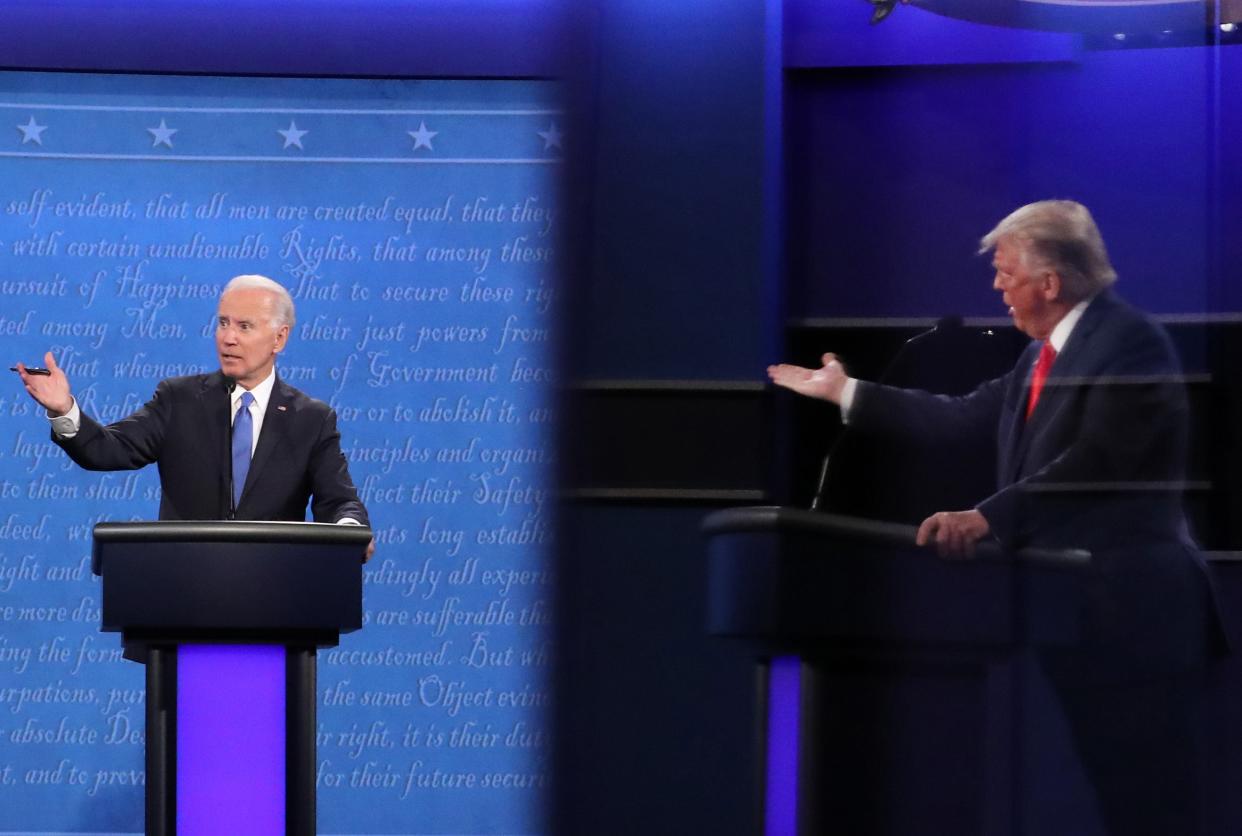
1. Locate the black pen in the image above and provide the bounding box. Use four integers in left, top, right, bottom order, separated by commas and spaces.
10, 367, 51, 375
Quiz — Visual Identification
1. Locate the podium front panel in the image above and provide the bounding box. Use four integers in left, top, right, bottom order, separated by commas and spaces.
177, 644, 286, 835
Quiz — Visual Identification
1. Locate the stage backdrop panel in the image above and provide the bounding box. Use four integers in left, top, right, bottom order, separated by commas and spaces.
0, 71, 558, 835
786, 45, 1223, 321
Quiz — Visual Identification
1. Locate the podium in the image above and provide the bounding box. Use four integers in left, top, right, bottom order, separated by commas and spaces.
91, 521, 371, 836
703, 506, 1091, 836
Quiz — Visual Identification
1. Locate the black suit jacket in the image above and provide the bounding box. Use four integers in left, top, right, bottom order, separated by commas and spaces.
850, 289, 1221, 671
54, 371, 368, 525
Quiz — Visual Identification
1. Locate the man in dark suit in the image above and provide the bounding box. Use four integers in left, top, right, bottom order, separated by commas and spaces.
769, 200, 1219, 834
16, 274, 371, 554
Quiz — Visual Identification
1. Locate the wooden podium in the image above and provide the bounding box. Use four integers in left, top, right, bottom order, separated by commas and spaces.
92, 520, 371, 836
703, 506, 1090, 836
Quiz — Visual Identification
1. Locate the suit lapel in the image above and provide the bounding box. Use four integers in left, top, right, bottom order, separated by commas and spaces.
198, 373, 232, 516
1004, 292, 1113, 483
1000, 343, 1038, 485
239, 375, 290, 505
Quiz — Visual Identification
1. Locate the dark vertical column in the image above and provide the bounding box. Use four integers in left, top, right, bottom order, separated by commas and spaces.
287, 647, 318, 836
754, 662, 771, 836
145, 645, 177, 836
798, 659, 819, 836
554, 0, 771, 831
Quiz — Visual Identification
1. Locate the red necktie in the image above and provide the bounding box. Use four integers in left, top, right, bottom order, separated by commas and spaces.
1026, 341, 1057, 420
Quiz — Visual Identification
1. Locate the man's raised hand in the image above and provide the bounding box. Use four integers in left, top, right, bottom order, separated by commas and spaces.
16, 351, 74, 415
766, 352, 849, 404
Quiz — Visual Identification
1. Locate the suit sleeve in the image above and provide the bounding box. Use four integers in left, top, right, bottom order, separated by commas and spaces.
52, 381, 171, 471
848, 372, 1010, 447
307, 407, 370, 526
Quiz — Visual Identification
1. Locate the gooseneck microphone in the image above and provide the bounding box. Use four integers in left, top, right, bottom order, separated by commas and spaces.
809, 317, 958, 511
224, 376, 237, 519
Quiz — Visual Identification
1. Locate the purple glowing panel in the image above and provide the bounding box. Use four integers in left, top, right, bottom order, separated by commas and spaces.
765, 655, 802, 836
177, 644, 286, 836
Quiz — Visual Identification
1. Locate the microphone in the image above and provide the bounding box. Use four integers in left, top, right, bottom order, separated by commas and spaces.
809, 316, 959, 511
879, 316, 961, 386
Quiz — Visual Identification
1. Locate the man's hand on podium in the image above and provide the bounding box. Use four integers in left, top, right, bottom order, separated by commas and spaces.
15, 351, 74, 416
916, 509, 990, 558
338, 519, 375, 562
767, 353, 849, 405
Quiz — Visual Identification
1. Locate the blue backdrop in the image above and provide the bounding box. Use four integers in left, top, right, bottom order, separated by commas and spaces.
0, 71, 558, 834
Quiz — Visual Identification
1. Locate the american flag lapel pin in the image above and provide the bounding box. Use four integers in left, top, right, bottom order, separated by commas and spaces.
277, 405, 287, 411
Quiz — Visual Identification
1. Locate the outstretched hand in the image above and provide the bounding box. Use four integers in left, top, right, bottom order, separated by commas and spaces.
916, 509, 990, 559
16, 351, 73, 415
766, 353, 850, 404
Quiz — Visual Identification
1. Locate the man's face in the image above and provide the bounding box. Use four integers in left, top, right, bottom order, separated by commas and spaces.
992, 238, 1056, 340
215, 288, 290, 388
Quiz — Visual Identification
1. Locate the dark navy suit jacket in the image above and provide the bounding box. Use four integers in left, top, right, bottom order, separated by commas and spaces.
53, 371, 369, 525
851, 289, 1220, 672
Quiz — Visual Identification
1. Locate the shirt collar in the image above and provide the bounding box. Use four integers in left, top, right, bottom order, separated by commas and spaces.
1048, 296, 1093, 353
232, 367, 276, 414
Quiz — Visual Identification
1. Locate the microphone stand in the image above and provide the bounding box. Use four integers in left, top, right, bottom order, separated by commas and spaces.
809, 449, 836, 511
808, 316, 961, 511
224, 376, 237, 520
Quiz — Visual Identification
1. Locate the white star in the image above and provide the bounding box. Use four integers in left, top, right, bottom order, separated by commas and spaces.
537, 122, 563, 151
277, 120, 308, 150
408, 121, 437, 151
147, 119, 178, 149
17, 116, 47, 146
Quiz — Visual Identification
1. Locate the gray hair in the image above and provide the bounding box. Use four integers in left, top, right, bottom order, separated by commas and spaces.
979, 200, 1117, 302
222, 274, 296, 329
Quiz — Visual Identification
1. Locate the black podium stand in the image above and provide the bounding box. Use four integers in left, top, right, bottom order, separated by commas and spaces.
92, 520, 371, 836
703, 506, 1090, 836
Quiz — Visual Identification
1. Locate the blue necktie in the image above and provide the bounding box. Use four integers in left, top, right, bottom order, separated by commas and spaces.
232, 391, 255, 509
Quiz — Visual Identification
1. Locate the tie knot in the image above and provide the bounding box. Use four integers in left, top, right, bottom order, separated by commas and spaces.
240, 391, 255, 408
1033, 341, 1057, 377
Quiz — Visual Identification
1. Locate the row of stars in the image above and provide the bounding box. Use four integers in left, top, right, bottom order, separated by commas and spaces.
14, 116, 564, 152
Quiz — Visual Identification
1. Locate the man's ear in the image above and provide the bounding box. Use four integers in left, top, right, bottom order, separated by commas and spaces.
1041, 270, 1063, 303
273, 324, 291, 353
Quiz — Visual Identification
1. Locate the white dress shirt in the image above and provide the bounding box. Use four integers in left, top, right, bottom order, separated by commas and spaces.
230, 368, 276, 456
